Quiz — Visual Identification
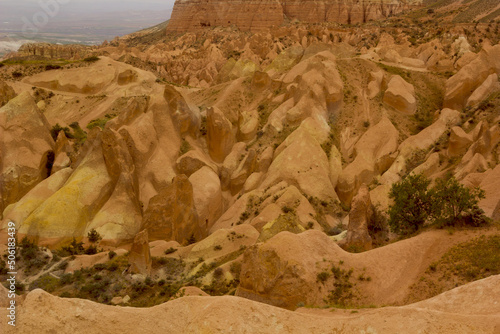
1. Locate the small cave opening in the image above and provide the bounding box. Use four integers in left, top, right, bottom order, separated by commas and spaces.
44, 150, 55, 178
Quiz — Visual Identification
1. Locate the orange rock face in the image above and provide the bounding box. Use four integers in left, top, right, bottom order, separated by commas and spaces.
166, 0, 421, 33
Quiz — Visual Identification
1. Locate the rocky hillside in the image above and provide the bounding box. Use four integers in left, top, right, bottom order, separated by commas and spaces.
0, 2, 499, 333
167, 0, 423, 33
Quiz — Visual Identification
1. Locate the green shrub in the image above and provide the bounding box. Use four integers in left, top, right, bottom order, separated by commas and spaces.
87, 229, 102, 243
83, 56, 100, 62
431, 177, 488, 227
30, 275, 59, 292
317, 271, 330, 283
108, 251, 117, 260
388, 173, 433, 235
164, 247, 177, 255
388, 174, 488, 235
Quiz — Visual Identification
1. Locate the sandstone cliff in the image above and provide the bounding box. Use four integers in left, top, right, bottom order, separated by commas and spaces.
167, 0, 423, 33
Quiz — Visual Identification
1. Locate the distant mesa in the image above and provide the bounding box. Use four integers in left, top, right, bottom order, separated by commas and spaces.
166, 0, 423, 33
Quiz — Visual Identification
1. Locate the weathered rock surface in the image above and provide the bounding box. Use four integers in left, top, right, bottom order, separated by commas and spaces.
188, 166, 223, 231
339, 185, 372, 251
164, 85, 200, 137
336, 117, 398, 204
128, 230, 152, 275
0, 92, 55, 214
85, 129, 143, 243
383, 75, 417, 114
17, 135, 113, 246
176, 149, 218, 177
381, 109, 461, 185
466, 73, 500, 107
4, 278, 500, 334
167, 0, 420, 33
0, 80, 16, 107
142, 175, 202, 245
15, 42, 94, 59
206, 107, 235, 163
260, 124, 338, 201
444, 44, 500, 110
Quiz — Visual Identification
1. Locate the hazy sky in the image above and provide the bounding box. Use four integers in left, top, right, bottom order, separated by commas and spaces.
0, 0, 176, 16
0, 0, 177, 44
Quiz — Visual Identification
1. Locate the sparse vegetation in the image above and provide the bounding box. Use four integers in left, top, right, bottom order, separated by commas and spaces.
388, 173, 488, 235
87, 113, 117, 130
83, 56, 100, 62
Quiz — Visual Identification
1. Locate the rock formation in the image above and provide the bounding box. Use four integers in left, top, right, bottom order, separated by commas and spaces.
339, 184, 373, 251
0, 92, 55, 214
167, 0, 422, 33
128, 229, 152, 275
142, 175, 202, 244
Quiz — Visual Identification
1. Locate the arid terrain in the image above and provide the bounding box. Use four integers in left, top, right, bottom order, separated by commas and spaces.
1, 0, 500, 333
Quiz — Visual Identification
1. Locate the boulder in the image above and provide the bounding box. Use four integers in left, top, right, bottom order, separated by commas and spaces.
206, 107, 235, 162
142, 175, 202, 245
257, 147, 274, 172
0, 92, 55, 213
466, 73, 500, 107
0, 80, 16, 107
220, 142, 248, 190
176, 149, 218, 177
383, 75, 417, 114
339, 185, 372, 252
128, 230, 152, 275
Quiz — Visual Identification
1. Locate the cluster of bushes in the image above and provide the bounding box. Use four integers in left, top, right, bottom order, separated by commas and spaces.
57, 229, 103, 257
388, 173, 488, 235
